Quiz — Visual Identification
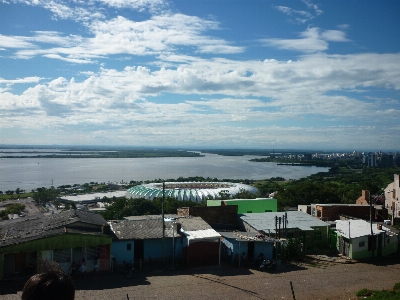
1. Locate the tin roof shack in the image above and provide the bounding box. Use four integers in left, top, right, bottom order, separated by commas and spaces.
335, 219, 398, 260
240, 211, 330, 254
0, 210, 112, 280
207, 198, 277, 214
110, 216, 220, 268
219, 231, 275, 267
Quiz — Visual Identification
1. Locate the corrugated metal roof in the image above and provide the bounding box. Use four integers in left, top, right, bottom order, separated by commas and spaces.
335, 219, 395, 239
110, 216, 216, 240
0, 210, 108, 248
240, 211, 329, 233
182, 229, 220, 241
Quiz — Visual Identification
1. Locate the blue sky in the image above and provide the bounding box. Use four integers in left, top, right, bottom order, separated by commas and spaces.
1, 0, 399, 151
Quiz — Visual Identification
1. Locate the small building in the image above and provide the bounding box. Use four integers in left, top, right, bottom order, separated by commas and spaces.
310, 204, 376, 222
207, 198, 277, 214
0, 210, 112, 279
177, 206, 238, 229
109, 215, 221, 268
240, 211, 330, 253
219, 231, 275, 266
335, 219, 398, 259
385, 174, 400, 225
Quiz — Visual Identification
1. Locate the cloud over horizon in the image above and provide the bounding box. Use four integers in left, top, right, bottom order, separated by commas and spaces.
1, 0, 399, 150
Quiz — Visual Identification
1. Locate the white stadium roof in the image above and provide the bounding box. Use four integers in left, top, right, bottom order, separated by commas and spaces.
126, 182, 259, 202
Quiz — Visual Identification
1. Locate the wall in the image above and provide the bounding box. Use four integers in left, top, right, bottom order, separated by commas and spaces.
356, 190, 370, 205
207, 199, 277, 214
177, 206, 238, 228
316, 205, 371, 221
112, 241, 134, 264
222, 199, 277, 214
342, 234, 398, 260
0, 233, 112, 279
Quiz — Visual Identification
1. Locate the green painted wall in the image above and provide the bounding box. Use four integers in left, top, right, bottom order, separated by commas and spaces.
0, 233, 112, 279
207, 198, 277, 214
0, 233, 111, 254
337, 234, 398, 260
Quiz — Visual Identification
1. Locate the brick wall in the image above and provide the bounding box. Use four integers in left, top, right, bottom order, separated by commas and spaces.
316, 205, 371, 221
177, 206, 238, 227
356, 190, 370, 205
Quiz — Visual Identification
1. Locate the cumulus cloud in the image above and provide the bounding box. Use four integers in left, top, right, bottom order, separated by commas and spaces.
260, 27, 349, 53
1, 1, 399, 149
3, 13, 243, 62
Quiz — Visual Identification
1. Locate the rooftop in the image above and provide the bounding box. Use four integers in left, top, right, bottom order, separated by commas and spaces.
335, 219, 396, 239
110, 216, 219, 241
0, 210, 108, 248
240, 211, 329, 233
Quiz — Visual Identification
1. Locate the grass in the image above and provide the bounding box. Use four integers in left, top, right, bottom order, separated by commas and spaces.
356, 283, 400, 299
0, 192, 34, 201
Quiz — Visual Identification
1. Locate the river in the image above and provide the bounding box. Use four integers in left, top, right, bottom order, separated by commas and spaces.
0, 152, 329, 191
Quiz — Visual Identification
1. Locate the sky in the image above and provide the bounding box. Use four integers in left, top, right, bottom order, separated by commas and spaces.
1, 0, 400, 151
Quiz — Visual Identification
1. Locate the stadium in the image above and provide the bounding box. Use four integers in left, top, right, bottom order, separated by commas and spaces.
126, 182, 259, 202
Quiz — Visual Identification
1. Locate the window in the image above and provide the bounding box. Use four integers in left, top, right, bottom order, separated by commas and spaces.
127, 243, 132, 251
247, 211, 252, 213
359, 241, 365, 247
265, 210, 272, 212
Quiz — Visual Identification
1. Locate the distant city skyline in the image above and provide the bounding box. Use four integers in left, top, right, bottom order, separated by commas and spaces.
1, 0, 399, 150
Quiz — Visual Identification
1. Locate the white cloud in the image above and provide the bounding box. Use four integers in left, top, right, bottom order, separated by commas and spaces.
274, 0, 322, 23
3, 13, 242, 62
0, 34, 35, 49
0, 76, 43, 84
98, 0, 167, 13
260, 27, 349, 53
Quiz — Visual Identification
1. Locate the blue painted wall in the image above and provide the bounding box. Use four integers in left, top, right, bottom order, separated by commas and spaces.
111, 241, 134, 264
112, 237, 185, 264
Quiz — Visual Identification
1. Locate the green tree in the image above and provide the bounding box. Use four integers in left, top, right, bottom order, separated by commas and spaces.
234, 188, 258, 199
218, 190, 231, 200
33, 187, 59, 205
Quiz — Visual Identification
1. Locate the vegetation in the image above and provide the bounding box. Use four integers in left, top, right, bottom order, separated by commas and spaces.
280, 238, 304, 261
33, 187, 59, 205
0, 203, 25, 220
356, 282, 400, 299
0, 149, 203, 159
101, 196, 205, 220
254, 166, 400, 210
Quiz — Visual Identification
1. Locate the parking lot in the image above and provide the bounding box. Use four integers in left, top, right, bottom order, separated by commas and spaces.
2, 258, 400, 300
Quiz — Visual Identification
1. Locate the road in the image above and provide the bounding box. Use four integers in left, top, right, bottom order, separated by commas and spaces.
2, 258, 400, 300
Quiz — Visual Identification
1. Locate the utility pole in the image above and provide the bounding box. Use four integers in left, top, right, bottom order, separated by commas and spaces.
370, 193, 374, 258
162, 182, 165, 266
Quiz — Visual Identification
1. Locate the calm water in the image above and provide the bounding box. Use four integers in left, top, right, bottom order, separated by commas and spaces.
0, 152, 329, 191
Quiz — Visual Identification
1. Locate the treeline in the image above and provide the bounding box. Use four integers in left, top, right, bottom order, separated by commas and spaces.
271, 166, 400, 210
100, 197, 203, 220
0, 203, 25, 220
1, 149, 203, 159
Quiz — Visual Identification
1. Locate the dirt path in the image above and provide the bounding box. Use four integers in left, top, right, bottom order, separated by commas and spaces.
2, 258, 400, 300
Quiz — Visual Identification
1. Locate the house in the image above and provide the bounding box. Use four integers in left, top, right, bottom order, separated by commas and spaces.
219, 231, 275, 266
207, 198, 277, 214
0, 210, 112, 279
109, 215, 221, 268
310, 203, 379, 222
335, 219, 398, 259
385, 174, 400, 225
240, 211, 330, 253
177, 206, 238, 229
